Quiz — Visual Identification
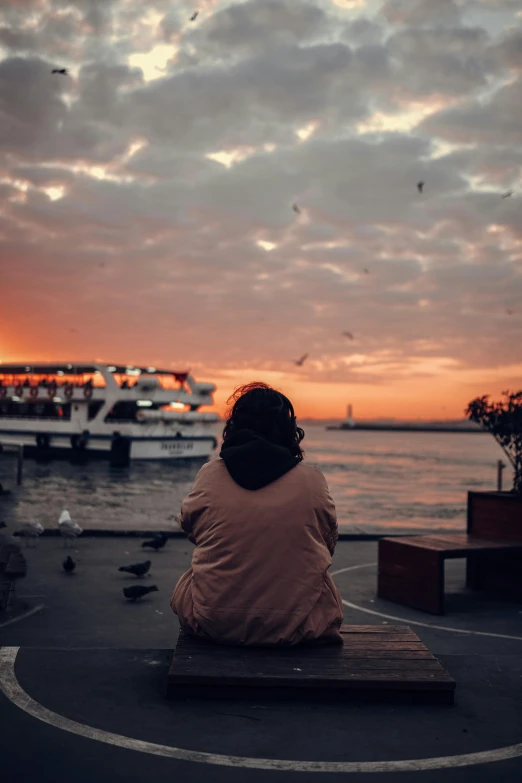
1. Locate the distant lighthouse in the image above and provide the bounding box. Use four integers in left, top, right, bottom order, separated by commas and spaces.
343, 404, 355, 428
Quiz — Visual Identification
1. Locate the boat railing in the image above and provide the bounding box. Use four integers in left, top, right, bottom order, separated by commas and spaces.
0, 414, 70, 422
104, 417, 197, 425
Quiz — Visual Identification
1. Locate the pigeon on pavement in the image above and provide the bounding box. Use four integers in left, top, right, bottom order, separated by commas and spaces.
142, 534, 168, 551
118, 560, 151, 577
123, 585, 159, 602
62, 555, 76, 574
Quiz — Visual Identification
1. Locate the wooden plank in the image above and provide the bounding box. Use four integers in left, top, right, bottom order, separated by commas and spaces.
167, 624, 455, 703
382, 533, 522, 556
340, 625, 410, 632
176, 649, 436, 661
176, 640, 428, 655
172, 660, 445, 674
169, 663, 451, 682
381, 536, 452, 552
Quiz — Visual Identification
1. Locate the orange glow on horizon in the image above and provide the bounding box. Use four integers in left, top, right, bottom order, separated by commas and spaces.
1, 349, 519, 422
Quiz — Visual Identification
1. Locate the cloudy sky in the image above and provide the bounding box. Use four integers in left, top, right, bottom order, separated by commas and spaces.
1, 0, 521, 419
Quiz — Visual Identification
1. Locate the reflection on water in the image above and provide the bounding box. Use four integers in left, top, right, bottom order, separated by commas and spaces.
0, 425, 506, 533
307, 427, 505, 533
0, 457, 206, 532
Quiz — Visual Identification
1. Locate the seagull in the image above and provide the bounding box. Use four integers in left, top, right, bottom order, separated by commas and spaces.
342, 331, 354, 340
501, 190, 513, 199
51, 68, 67, 75
15, 521, 44, 547
58, 510, 83, 548
417, 181, 424, 194
295, 353, 309, 367
62, 555, 76, 574
190, 10, 199, 21
292, 203, 301, 214
123, 584, 158, 602
118, 560, 151, 577
142, 533, 168, 551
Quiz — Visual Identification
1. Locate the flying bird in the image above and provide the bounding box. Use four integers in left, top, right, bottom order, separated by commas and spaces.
295, 353, 309, 367
506, 309, 515, 315
417, 181, 424, 194
0, 521, 6, 529
363, 268, 370, 275
292, 203, 301, 214
342, 331, 354, 340
502, 190, 513, 199
118, 560, 151, 577
142, 533, 168, 551
62, 555, 76, 574
51, 68, 67, 75
190, 10, 199, 21
123, 584, 158, 602
58, 510, 83, 547
14, 521, 44, 547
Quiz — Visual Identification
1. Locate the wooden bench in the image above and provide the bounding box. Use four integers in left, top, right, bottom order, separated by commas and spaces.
378, 493, 522, 614
167, 624, 455, 704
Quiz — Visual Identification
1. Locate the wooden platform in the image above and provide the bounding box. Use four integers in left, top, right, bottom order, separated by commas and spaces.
167, 625, 455, 704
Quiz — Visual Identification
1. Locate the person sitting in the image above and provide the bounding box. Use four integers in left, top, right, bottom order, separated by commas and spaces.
171, 382, 344, 647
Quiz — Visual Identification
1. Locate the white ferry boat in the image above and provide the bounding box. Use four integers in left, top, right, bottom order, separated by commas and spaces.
0, 362, 220, 462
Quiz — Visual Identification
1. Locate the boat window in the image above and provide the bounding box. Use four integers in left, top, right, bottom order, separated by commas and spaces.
0, 399, 71, 420
87, 401, 105, 421
104, 401, 139, 422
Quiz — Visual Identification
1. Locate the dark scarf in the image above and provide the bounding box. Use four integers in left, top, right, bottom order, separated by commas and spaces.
220, 429, 299, 490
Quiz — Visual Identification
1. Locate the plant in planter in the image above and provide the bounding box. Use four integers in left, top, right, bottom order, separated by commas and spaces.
464, 392, 522, 596
466, 390, 522, 494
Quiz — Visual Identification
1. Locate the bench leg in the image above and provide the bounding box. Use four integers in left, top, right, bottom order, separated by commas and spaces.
378, 540, 445, 615
467, 552, 522, 598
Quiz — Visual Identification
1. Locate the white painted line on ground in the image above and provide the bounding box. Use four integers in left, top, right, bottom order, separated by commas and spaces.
0, 605, 44, 630
2, 646, 522, 773
331, 564, 522, 642
330, 564, 376, 577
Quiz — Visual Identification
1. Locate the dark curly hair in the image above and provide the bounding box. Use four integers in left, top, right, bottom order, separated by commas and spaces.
222, 382, 305, 461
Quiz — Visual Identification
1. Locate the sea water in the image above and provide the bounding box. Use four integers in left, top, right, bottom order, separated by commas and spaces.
0, 424, 507, 534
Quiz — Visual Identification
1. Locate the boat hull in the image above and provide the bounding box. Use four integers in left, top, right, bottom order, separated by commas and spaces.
0, 430, 218, 461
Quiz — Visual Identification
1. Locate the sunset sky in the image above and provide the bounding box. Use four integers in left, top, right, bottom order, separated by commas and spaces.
1, 0, 521, 420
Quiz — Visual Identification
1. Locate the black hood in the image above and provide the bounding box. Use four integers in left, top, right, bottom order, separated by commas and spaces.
220, 429, 299, 490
